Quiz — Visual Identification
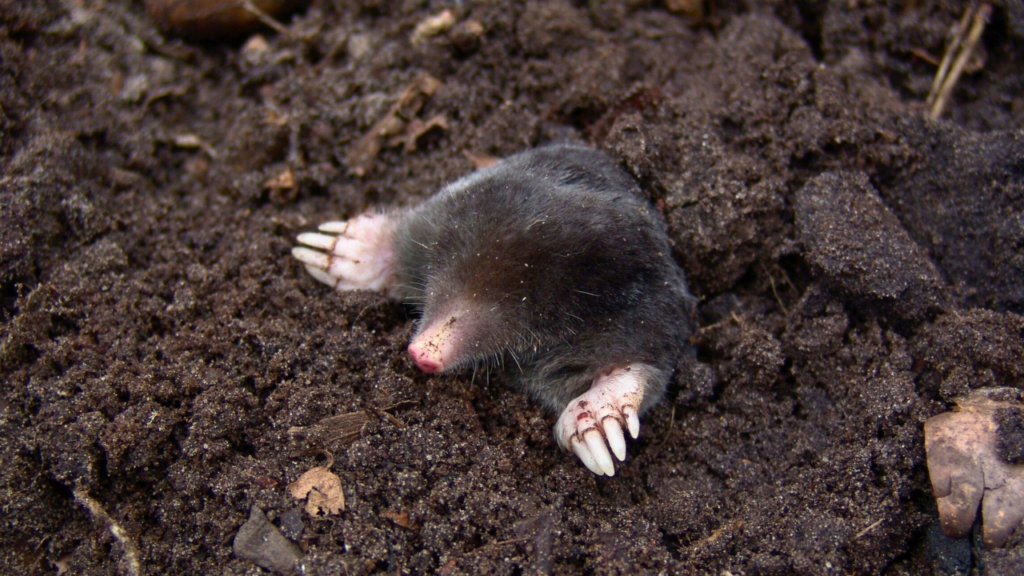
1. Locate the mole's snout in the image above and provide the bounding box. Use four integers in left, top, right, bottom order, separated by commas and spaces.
408, 342, 443, 373
407, 309, 469, 374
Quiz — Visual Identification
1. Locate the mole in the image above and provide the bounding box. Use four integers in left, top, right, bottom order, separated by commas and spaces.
293, 144, 696, 476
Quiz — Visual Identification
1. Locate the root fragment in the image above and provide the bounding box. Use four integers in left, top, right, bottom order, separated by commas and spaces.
73, 489, 141, 576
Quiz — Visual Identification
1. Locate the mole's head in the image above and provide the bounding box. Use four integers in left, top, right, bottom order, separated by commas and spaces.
407, 290, 533, 374
403, 239, 562, 374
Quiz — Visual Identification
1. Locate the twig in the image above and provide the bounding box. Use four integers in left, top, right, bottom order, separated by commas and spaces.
762, 263, 789, 317
466, 538, 525, 556
73, 489, 142, 576
854, 518, 884, 539
926, 4, 974, 109
240, 0, 293, 38
927, 3, 991, 120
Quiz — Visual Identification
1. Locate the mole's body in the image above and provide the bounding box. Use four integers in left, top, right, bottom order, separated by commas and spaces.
293, 145, 695, 476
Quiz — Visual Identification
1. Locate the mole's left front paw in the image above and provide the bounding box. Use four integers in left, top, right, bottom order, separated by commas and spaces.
925, 388, 1024, 549
555, 365, 650, 477
292, 213, 398, 295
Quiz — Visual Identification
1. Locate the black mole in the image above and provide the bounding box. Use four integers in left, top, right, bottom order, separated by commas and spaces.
293, 144, 695, 476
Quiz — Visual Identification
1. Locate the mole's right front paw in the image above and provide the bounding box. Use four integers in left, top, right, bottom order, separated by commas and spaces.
555, 365, 651, 477
925, 388, 1024, 549
293, 213, 397, 295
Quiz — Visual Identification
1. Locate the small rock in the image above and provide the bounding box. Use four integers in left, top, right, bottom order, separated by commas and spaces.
449, 19, 485, 55
233, 506, 304, 574
278, 506, 305, 541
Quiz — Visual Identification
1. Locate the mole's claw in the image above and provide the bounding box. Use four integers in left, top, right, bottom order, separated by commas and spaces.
292, 246, 330, 270
925, 387, 1024, 549
603, 418, 627, 462
584, 429, 616, 476
317, 221, 349, 233
303, 264, 342, 289
623, 406, 640, 439
296, 232, 338, 252
570, 438, 603, 476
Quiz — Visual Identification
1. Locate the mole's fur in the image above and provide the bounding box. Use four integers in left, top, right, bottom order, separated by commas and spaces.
391, 145, 695, 414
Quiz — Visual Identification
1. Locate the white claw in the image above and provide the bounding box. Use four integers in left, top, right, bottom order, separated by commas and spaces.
296, 232, 338, 251
304, 265, 339, 288
584, 429, 615, 476
624, 407, 640, 439
318, 221, 349, 233
571, 438, 604, 476
603, 418, 627, 462
292, 247, 330, 270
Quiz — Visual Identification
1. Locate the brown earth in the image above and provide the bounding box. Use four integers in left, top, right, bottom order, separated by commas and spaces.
2, 0, 1023, 574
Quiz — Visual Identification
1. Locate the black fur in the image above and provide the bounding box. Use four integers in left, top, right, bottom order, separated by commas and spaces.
392, 145, 696, 413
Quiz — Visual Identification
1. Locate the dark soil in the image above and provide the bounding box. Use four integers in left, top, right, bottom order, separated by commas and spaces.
2, 1, 1023, 574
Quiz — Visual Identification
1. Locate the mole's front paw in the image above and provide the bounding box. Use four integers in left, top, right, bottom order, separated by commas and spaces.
554, 365, 651, 477
292, 213, 397, 295
925, 388, 1024, 549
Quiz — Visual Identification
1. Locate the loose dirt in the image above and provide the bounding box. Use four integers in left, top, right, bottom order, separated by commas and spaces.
1, 1, 1022, 574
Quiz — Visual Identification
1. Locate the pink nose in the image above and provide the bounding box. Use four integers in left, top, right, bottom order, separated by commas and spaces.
408, 343, 442, 373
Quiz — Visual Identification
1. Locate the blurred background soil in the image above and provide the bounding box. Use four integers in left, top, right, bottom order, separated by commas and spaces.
1, 0, 1023, 574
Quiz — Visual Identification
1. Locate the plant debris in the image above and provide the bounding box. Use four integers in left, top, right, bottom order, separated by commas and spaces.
925, 388, 1024, 549
288, 465, 346, 516
381, 509, 420, 530
410, 9, 456, 45
344, 73, 444, 176
926, 2, 992, 120
288, 410, 369, 447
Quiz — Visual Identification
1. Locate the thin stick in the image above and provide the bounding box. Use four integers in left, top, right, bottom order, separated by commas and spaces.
854, 518, 884, 540
928, 4, 991, 120
73, 489, 142, 576
240, 0, 293, 38
926, 3, 975, 109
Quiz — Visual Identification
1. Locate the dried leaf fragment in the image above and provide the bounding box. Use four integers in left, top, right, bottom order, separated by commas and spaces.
410, 9, 456, 45
386, 114, 449, 153
925, 388, 1024, 548
264, 166, 295, 190
289, 466, 345, 516
382, 509, 420, 530
264, 166, 297, 204
345, 73, 444, 176
288, 410, 369, 446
